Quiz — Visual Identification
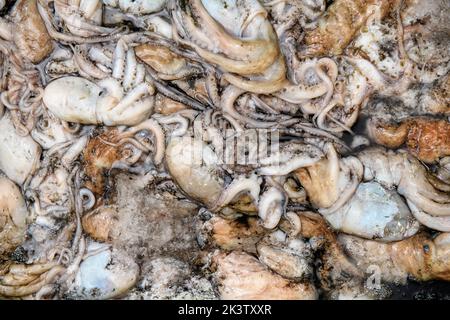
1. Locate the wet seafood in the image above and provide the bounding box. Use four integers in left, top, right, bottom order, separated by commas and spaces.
103, 0, 167, 16
340, 232, 450, 283
0, 175, 29, 260
0, 0, 448, 301
302, 0, 392, 56
212, 250, 317, 300
357, 148, 450, 228
52, 0, 110, 38
172, 0, 287, 94
295, 143, 363, 211
287, 212, 369, 298
256, 230, 314, 280
0, 112, 41, 185
67, 241, 139, 299
297, 146, 450, 236
43, 39, 155, 126
367, 117, 450, 163
135, 43, 200, 81
324, 181, 420, 241
10, 0, 53, 63
0, 261, 65, 297
197, 215, 266, 253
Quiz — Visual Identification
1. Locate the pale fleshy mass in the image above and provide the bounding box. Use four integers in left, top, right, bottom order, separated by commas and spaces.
0, 0, 448, 300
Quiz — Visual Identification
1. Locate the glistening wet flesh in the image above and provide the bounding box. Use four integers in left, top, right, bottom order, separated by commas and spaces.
0, 0, 449, 300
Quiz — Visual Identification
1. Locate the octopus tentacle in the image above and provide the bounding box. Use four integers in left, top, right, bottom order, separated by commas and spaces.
258, 187, 286, 229
0, 265, 65, 297
155, 114, 189, 137
407, 200, 450, 232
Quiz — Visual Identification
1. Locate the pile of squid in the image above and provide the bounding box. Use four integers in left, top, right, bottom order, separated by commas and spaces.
0, 0, 449, 300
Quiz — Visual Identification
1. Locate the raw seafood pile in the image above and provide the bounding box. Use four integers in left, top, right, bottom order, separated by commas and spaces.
0, 0, 449, 300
